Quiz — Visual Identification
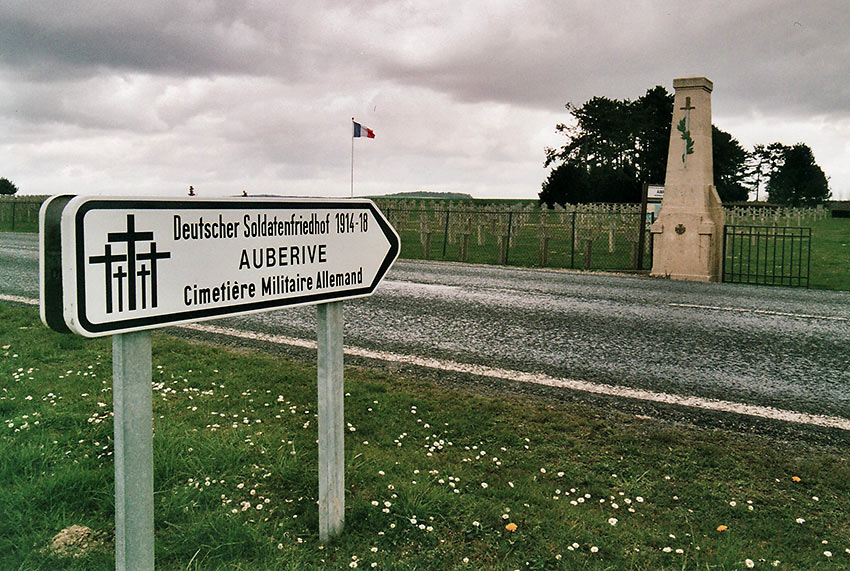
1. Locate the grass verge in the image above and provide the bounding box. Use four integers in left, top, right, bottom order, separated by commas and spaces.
2, 301, 850, 569
809, 218, 850, 291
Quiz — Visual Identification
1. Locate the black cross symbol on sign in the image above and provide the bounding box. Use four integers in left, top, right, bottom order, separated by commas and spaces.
89, 214, 171, 314
107, 214, 153, 311
136, 242, 171, 308
88, 244, 127, 314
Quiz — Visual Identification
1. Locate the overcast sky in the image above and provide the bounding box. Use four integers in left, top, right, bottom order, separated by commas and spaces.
1, 1, 848, 201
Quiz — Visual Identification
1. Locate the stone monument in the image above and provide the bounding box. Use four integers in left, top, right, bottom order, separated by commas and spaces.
650, 77, 724, 282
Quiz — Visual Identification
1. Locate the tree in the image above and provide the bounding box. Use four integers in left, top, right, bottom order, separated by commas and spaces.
539, 163, 588, 207
767, 144, 831, 206
712, 126, 749, 202
542, 86, 749, 206
0, 178, 18, 195
546, 96, 635, 171
631, 85, 674, 184
542, 88, 670, 206
743, 143, 786, 201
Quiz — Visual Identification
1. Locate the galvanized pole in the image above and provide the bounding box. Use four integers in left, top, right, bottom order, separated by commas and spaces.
317, 301, 345, 541
113, 331, 155, 571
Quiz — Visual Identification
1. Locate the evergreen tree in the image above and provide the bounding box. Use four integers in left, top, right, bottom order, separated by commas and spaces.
767, 144, 831, 206
632, 86, 674, 184
539, 163, 588, 207
0, 177, 18, 195
743, 143, 786, 201
712, 126, 749, 202
542, 86, 749, 206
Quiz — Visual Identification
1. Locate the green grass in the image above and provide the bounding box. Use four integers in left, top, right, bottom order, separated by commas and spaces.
2, 302, 850, 569
809, 218, 850, 291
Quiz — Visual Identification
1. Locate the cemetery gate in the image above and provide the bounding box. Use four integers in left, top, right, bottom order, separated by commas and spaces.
722, 225, 811, 288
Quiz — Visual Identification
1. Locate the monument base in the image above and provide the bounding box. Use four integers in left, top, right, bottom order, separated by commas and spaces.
650, 184, 724, 282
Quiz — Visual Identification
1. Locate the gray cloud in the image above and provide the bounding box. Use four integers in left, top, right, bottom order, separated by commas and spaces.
0, 0, 848, 199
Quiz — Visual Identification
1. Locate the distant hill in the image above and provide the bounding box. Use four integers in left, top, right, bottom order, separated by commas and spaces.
377, 191, 474, 200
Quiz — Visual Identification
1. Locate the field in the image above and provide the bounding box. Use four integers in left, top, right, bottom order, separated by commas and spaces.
809, 218, 850, 291
2, 302, 850, 569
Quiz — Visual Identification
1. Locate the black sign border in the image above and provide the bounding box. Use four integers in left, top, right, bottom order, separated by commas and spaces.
71, 199, 399, 336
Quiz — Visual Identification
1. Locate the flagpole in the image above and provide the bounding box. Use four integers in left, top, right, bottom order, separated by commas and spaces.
350, 117, 355, 198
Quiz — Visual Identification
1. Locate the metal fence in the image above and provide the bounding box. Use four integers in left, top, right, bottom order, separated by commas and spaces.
722, 225, 811, 288
0, 196, 44, 232
381, 207, 655, 271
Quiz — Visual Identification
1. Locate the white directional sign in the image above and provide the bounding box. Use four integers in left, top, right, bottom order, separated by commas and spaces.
41, 196, 399, 337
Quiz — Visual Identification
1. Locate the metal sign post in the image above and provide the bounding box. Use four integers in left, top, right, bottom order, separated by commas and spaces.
113, 331, 154, 571
39, 196, 400, 567
317, 301, 345, 540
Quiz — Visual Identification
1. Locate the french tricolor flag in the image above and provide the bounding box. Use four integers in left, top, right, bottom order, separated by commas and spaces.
353, 121, 375, 139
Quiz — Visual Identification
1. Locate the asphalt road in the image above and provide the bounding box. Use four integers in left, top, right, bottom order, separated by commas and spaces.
3, 231, 850, 425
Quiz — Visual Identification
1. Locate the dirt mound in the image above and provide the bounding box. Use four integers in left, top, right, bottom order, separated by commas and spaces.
43, 525, 108, 559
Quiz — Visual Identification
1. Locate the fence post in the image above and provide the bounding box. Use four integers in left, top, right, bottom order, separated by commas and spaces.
538, 211, 549, 267
459, 214, 471, 262
805, 227, 812, 289
648, 211, 656, 269
570, 211, 576, 269
419, 211, 432, 259
460, 233, 469, 262
11, 199, 16, 231
442, 210, 451, 258
637, 184, 648, 270
504, 211, 513, 265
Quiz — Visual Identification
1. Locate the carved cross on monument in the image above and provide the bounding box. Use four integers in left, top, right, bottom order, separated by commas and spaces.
678, 96, 696, 167
681, 97, 695, 125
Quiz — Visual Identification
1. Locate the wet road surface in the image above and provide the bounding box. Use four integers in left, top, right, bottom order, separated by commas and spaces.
3, 231, 850, 423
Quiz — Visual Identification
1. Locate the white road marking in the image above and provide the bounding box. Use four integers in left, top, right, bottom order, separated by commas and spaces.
669, 302, 848, 322
0, 294, 38, 305
179, 322, 850, 432
6, 293, 849, 431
